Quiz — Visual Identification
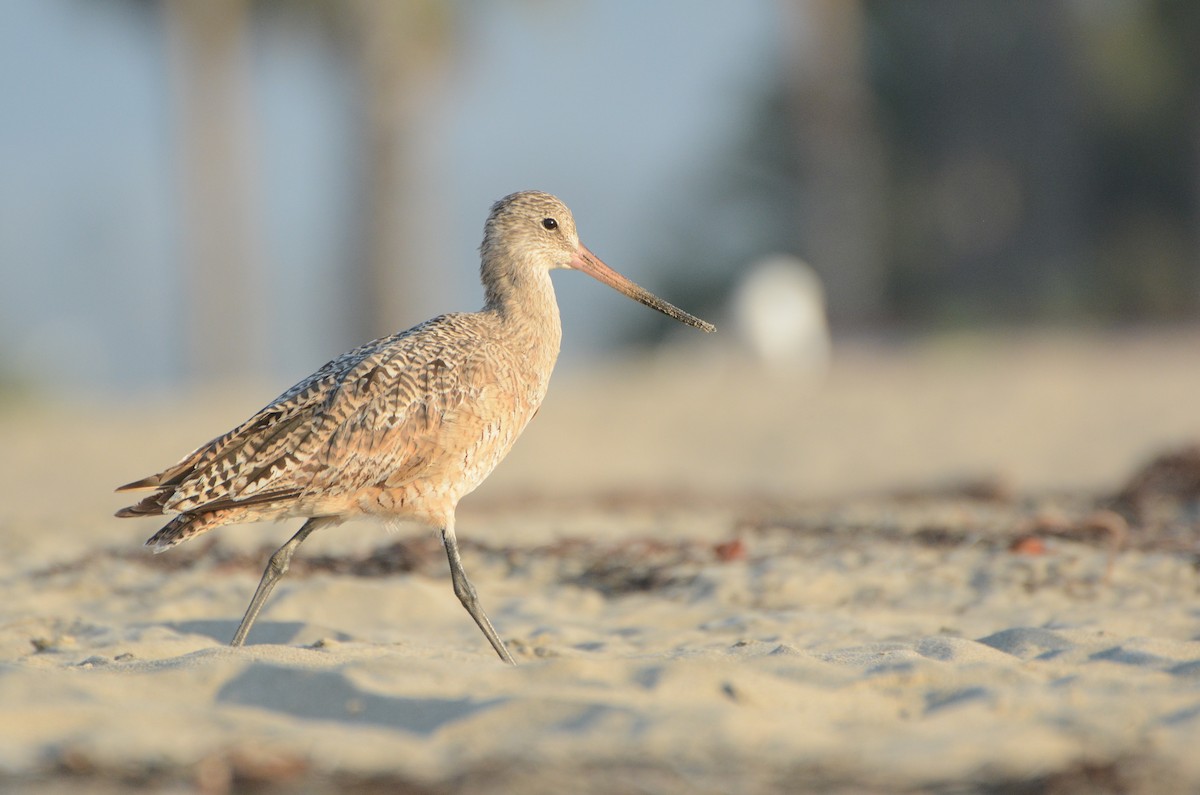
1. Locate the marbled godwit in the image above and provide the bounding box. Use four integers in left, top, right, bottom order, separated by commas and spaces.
116, 190, 714, 663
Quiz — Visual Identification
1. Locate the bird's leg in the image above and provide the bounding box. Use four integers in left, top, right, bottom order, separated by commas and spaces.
441, 524, 515, 665
231, 517, 330, 647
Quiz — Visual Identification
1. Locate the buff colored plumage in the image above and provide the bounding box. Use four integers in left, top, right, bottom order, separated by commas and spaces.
116, 190, 714, 663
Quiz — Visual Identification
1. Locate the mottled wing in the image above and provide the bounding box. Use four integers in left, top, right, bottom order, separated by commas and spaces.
290, 334, 485, 500
117, 315, 492, 519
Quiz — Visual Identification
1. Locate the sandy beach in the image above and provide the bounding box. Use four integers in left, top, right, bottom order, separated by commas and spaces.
2, 328, 1199, 793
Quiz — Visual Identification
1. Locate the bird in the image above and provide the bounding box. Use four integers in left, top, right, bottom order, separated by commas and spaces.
116, 190, 715, 664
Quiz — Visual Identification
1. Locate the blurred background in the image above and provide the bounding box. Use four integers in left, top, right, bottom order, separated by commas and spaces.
2, 0, 1198, 396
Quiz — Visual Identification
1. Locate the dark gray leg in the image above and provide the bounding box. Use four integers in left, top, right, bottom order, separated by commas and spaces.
441, 524, 515, 665
231, 517, 332, 646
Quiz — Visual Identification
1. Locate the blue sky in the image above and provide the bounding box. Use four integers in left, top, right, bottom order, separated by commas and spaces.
0, 0, 779, 391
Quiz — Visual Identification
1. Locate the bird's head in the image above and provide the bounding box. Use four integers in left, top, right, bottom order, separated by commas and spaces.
480, 190, 715, 333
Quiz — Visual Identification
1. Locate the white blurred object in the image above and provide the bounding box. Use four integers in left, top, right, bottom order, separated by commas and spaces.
732, 255, 831, 376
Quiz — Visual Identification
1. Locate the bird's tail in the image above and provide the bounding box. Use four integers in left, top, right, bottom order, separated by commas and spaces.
144, 513, 225, 553
115, 490, 172, 519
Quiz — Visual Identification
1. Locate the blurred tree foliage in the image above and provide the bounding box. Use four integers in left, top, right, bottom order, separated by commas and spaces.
653, 0, 1200, 334
157, 0, 453, 379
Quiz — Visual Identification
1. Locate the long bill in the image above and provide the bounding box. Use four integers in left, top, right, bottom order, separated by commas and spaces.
570, 245, 716, 333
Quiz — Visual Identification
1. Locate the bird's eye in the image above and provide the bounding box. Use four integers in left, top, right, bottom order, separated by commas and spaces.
541, 217, 558, 231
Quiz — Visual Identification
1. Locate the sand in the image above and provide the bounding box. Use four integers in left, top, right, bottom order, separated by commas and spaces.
1, 328, 1199, 793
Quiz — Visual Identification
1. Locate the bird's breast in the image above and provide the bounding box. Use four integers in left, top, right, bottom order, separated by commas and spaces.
360, 328, 557, 521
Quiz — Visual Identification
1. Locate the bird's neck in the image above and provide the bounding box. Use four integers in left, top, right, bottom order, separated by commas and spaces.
482, 259, 563, 359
